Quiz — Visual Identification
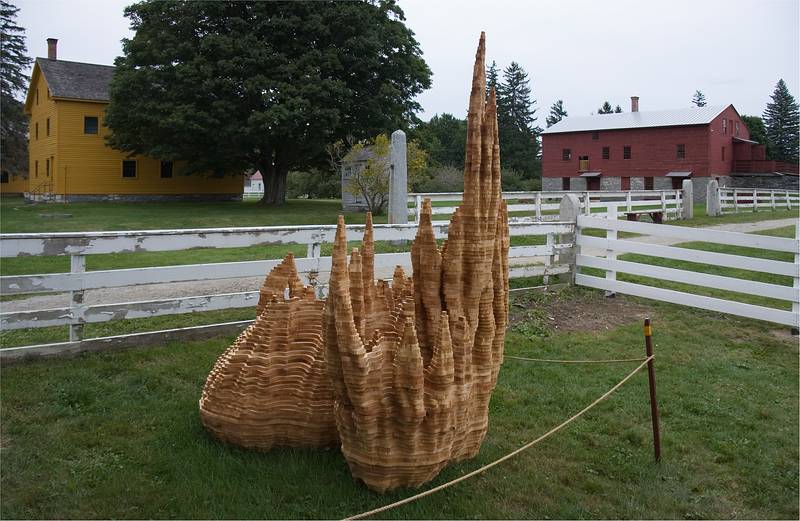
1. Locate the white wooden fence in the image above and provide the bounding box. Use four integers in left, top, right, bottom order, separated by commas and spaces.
408, 190, 683, 222
719, 187, 799, 214
574, 208, 800, 328
0, 220, 573, 359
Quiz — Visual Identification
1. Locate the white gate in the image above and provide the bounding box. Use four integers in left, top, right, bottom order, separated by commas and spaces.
574, 212, 799, 327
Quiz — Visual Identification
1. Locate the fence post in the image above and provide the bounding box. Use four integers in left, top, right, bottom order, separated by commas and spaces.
559, 194, 581, 284
792, 224, 800, 335
706, 179, 720, 216
771, 190, 776, 211
69, 254, 86, 342
584, 192, 591, 215
626, 191, 632, 212
733, 189, 739, 213
643, 318, 662, 462
535, 192, 542, 221
388, 129, 408, 225
415, 194, 422, 223
543, 232, 554, 286
752, 189, 757, 212
660, 191, 667, 216
786, 190, 792, 210
681, 180, 694, 220
605, 205, 617, 297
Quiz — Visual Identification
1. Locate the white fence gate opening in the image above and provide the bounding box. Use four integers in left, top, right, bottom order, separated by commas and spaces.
574, 208, 799, 328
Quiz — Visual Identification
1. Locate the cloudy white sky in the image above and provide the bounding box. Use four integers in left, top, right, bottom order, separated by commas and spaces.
18, 0, 799, 122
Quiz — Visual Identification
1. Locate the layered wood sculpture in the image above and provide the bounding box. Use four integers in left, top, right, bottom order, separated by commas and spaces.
199, 252, 338, 449
199, 32, 508, 492
324, 32, 509, 491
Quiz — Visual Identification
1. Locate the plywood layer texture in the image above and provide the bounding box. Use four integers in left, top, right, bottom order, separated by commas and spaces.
198, 32, 509, 492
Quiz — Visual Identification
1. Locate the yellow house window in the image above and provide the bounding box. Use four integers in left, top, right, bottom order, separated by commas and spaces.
36, 89, 39, 105
84, 117, 99, 135
46, 118, 50, 136
45, 158, 50, 177
160, 161, 173, 178
34, 160, 38, 178
35, 122, 39, 140
122, 160, 137, 178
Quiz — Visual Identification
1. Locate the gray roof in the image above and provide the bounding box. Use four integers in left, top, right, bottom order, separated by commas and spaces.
541, 105, 729, 135
36, 58, 115, 102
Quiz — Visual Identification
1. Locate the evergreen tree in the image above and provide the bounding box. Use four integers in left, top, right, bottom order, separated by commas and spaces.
496, 61, 540, 177
614, 105, 623, 113
691, 90, 707, 107
546, 99, 568, 128
741, 115, 767, 149
408, 113, 467, 169
0, 0, 32, 180
597, 101, 614, 114
762, 79, 799, 162
486, 60, 499, 98
105, 0, 432, 205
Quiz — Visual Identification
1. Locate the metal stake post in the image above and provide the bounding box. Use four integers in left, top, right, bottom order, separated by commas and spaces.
644, 318, 661, 462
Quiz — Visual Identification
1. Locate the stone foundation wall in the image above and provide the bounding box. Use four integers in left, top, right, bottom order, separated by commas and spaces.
728, 173, 799, 191
542, 177, 563, 192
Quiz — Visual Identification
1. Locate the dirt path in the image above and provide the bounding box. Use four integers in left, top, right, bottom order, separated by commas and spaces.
3, 217, 797, 314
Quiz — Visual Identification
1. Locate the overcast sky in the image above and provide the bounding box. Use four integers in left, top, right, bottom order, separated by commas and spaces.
18, 0, 799, 122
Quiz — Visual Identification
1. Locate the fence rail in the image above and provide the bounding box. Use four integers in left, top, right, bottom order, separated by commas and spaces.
408, 190, 683, 222
718, 187, 798, 214
0, 221, 574, 357
574, 211, 799, 328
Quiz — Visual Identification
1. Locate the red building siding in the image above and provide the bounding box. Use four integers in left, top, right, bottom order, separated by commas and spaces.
542, 105, 752, 181
707, 106, 750, 176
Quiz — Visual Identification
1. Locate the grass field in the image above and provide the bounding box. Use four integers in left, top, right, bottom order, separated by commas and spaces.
1, 287, 797, 519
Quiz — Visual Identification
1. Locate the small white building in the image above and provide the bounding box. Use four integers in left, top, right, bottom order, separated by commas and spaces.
244, 171, 264, 195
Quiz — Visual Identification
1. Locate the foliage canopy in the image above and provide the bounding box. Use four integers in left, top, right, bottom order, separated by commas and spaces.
104, 0, 431, 205
0, 0, 31, 179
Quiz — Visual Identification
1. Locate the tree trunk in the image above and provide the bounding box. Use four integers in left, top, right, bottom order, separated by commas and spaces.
258, 149, 289, 206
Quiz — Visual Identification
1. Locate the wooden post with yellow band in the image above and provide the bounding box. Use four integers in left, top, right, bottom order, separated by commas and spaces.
644, 318, 662, 462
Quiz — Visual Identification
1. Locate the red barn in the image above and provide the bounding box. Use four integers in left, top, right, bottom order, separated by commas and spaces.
541, 97, 798, 199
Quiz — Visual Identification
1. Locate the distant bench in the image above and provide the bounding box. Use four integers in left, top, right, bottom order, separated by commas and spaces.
625, 210, 664, 224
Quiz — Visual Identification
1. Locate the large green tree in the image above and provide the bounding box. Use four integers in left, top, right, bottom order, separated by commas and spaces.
0, 0, 31, 180
409, 113, 467, 169
496, 61, 540, 177
762, 79, 799, 162
546, 99, 567, 128
105, 0, 431, 205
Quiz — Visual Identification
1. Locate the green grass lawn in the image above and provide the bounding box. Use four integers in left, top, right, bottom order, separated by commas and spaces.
1, 287, 797, 519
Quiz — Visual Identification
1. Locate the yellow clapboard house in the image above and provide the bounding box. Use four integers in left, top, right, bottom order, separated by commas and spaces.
23, 39, 243, 202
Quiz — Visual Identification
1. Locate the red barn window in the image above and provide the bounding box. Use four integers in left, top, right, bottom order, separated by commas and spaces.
623, 146, 631, 159
562, 177, 570, 190
562, 149, 571, 161
644, 177, 654, 190
676, 144, 685, 159
602, 146, 610, 159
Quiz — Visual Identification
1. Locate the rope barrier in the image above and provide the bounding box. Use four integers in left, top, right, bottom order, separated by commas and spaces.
343, 355, 655, 521
505, 354, 648, 364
